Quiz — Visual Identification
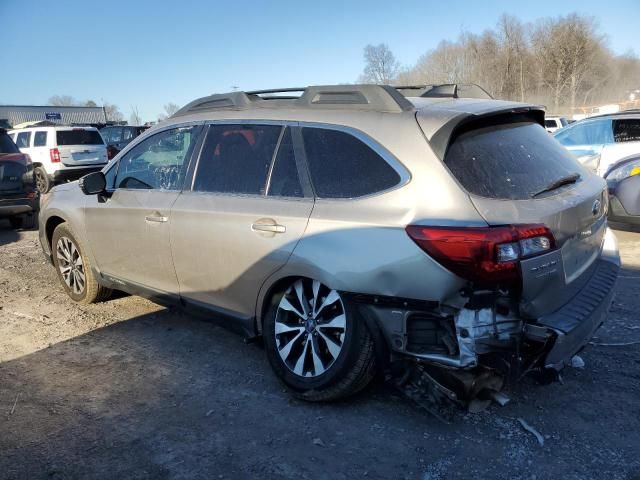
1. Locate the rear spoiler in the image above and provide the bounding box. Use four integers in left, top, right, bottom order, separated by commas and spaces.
426, 106, 545, 160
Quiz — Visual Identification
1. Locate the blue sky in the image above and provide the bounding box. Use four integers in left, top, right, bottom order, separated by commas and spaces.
1, 0, 637, 122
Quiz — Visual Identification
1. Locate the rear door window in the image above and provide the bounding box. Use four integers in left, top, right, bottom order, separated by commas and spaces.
613, 119, 640, 143
16, 131, 31, 148
267, 128, 303, 198
34, 131, 47, 147
301, 127, 401, 198
444, 120, 585, 200
56, 129, 104, 146
193, 124, 282, 195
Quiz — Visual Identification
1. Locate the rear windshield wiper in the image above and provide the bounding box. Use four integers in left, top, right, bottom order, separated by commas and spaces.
531, 173, 581, 198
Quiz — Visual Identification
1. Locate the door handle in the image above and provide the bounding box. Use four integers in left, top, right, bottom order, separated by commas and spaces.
251, 221, 286, 233
145, 215, 168, 223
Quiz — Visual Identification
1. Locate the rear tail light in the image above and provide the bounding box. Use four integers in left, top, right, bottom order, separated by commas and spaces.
405, 224, 555, 286
50, 148, 60, 163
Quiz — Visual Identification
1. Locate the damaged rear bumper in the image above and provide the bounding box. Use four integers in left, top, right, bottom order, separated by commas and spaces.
361, 228, 620, 373
526, 228, 620, 369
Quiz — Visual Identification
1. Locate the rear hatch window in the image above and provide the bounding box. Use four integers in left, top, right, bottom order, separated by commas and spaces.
0, 133, 20, 153
444, 119, 584, 200
0, 160, 28, 193
56, 129, 104, 146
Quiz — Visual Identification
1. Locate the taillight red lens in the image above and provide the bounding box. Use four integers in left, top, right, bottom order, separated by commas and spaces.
405, 224, 555, 286
50, 148, 60, 163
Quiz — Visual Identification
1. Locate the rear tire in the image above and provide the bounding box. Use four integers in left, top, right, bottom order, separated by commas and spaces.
263, 278, 377, 401
51, 223, 112, 304
34, 167, 51, 194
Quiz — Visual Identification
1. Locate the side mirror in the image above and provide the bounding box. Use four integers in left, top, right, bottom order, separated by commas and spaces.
79, 171, 107, 195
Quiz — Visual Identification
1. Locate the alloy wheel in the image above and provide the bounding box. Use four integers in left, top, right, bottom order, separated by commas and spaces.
56, 236, 85, 295
274, 279, 347, 377
35, 169, 47, 193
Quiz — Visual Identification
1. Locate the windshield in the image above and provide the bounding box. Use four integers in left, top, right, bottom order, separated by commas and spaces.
56, 129, 104, 146
444, 121, 586, 200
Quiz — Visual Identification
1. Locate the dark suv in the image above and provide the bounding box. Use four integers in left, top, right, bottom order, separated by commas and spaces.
0, 129, 38, 228
100, 125, 149, 159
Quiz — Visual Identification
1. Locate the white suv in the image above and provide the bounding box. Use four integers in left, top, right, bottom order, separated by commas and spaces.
8, 126, 108, 192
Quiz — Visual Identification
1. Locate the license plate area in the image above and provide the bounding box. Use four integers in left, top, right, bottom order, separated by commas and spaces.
561, 214, 606, 284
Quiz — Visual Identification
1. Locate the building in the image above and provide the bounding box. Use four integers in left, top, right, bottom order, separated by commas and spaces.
0, 105, 107, 128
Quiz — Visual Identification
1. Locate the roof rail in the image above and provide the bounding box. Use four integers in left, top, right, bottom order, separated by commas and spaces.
172, 84, 415, 117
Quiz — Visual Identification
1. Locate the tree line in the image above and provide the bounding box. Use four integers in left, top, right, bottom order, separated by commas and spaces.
360, 13, 640, 114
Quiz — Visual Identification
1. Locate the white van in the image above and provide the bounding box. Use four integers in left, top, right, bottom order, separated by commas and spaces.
8, 126, 108, 192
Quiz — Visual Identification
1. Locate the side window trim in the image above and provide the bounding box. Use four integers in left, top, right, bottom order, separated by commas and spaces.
296, 122, 410, 200
290, 126, 315, 199
264, 126, 286, 195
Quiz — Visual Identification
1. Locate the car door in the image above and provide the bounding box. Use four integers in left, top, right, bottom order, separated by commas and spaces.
32, 130, 49, 166
554, 118, 613, 171
15, 131, 33, 157
84, 124, 202, 294
170, 123, 314, 319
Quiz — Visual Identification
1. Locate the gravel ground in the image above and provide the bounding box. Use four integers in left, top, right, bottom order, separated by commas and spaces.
0, 220, 638, 480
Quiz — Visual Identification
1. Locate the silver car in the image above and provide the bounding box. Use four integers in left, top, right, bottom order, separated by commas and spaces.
39, 85, 620, 404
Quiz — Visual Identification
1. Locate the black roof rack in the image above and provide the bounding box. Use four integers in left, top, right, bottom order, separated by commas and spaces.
173, 84, 415, 117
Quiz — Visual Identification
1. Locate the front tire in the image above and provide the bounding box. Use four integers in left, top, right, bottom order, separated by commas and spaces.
263, 278, 377, 401
51, 223, 112, 304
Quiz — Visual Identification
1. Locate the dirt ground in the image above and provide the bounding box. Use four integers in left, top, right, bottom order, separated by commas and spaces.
0, 220, 638, 480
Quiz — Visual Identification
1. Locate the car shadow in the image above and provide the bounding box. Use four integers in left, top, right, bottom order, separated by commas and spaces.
0, 219, 21, 246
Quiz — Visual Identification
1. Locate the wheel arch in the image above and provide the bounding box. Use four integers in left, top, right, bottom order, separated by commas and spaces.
45, 215, 66, 250
256, 275, 304, 335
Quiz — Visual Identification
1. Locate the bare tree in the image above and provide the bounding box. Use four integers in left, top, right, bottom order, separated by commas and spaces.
85, 100, 98, 107
103, 103, 123, 122
129, 105, 142, 125
382, 11, 637, 115
360, 44, 400, 84
158, 102, 181, 121
48, 95, 78, 106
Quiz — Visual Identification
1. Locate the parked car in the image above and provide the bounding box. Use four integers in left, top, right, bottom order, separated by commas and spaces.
100, 125, 149, 160
0, 129, 38, 228
544, 115, 569, 133
554, 111, 640, 176
38, 85, 620, 404
9, 126, 108, 193
605, 154, 640, 227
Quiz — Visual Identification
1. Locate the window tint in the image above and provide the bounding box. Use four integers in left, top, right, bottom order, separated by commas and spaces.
123, 128, 135, 141
302, 128, 400, 198
613, 119, 640, 143
555, 119, 613, 146
444, 121, 585, 200
194, 124, 281, 195
115, 126, 197, 190
544, 120, 557, 128
267, 128, 303, 198
34, 131, 47, 147
0, 133, 20, 153
56, 129, 104, 146
101, 127, 121, 143
16, 131, 31, 148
